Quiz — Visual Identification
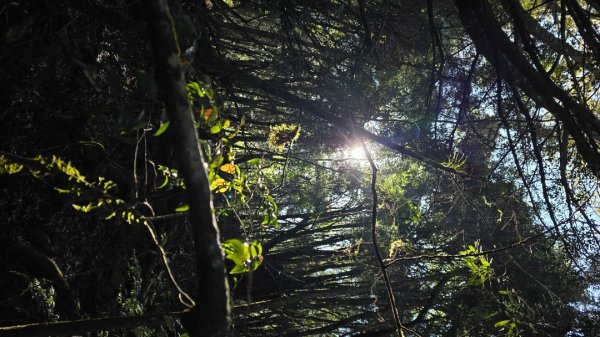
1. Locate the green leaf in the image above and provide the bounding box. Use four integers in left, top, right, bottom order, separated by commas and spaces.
153, 121, 170, 136
175, 204, 189, 212
186, 82, 203, 98
266, 195, 277, 211
246, 158, 260, 166
270, 215, 279, 228
210, 177, 226, 191
251, 259, 262, 271
222, 119, 231, 129
224, 239, 263, 274
157, 175, 169, 189
210, 154, 224, 169
210, 123, 222, 134
494, 319, 511, 328
217, 183, 229, 193
223, 238, 250, 266
484, 311, 499, 319
507, 322, 517, 335
230, 264, 247, 274
250, 241, 263, 257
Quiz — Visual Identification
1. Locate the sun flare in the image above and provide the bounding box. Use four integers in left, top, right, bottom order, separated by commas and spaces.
346, 145, 366, 160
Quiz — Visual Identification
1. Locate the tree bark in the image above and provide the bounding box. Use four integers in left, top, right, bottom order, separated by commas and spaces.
144, 0, 231, 336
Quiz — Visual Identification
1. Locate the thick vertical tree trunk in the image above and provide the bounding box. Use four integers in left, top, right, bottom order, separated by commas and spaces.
144, 0, 231, 336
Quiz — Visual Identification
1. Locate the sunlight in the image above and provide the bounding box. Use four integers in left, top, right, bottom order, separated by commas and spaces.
345, 145, 367, 160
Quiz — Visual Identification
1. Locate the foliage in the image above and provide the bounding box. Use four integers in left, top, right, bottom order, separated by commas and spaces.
1, 0, 598, 336
0, 156, 24, 174
222, 239, 263, 275
459, 241, 493, 287
267, 124, 301, 152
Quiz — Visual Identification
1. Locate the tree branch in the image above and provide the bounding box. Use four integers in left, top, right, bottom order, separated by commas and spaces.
453, 0, 600, 177
0, 313, 181, 337
356, 133, 406, 337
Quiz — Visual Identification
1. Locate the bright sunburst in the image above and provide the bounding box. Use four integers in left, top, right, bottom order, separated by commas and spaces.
345, 145, 366, 160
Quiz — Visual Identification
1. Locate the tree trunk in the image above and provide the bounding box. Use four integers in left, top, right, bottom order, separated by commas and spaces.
144, 0, 231, 336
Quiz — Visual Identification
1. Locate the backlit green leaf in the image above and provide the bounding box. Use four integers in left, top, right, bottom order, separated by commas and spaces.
230, 264, 247, 274
153, 121, 170, 136
175, 204, 189, 212
494, 319, 511, 328
210, 123, 221, 134
157, 175, 169, 189
223, 238, 250, 266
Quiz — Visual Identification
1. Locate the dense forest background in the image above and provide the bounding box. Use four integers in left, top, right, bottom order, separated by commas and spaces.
1, 0, 599, 336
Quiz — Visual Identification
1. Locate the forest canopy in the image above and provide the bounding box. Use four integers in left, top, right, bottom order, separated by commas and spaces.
1, 0, 599, 336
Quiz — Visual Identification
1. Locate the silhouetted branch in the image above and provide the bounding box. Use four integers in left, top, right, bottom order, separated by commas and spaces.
0, 313, 181, 337
356, 134, 407, 337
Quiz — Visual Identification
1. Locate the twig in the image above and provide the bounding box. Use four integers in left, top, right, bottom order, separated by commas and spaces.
0, 151, 196, 309
143, 213, 187, 221
384, 227, 551, 267
142, 219, 196, 308
355, 135, 407, 337
0, 312, 182, 337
